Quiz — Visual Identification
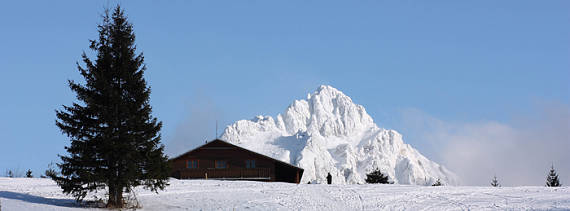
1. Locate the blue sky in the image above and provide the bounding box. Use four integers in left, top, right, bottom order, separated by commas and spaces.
0, 1, 568, 184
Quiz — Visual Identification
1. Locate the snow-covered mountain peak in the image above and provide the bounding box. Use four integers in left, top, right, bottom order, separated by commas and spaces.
310, 85, 346, 100
221, 85, 458, 185
279, 85, 374, 137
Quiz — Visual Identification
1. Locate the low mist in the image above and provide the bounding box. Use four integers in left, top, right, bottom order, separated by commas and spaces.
396, 102, 569, 186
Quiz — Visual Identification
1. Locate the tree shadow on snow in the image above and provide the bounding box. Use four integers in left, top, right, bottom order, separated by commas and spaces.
0, 191, 80, 208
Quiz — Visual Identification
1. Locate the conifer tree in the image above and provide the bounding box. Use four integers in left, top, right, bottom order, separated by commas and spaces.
45, 162, 58, 178
432, 178, 443, 186
365, 169, 390, 184
546, 165, 561, 187
26, 169, 33, 178
491, 175, 500, 187
54, 6, 169, 208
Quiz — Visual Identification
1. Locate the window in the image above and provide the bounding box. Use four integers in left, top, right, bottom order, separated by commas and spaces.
186, 160, 199, 169
215, 160, 227, 169
245, 160, 256, 168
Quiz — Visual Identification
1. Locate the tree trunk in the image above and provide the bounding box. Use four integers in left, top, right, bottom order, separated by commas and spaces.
107, 185, 124, 208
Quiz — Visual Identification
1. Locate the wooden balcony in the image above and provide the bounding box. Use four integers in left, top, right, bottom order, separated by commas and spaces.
178, 168, 271, 180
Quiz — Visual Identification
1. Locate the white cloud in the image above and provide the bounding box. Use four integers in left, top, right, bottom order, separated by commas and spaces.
395, 102, 570, 186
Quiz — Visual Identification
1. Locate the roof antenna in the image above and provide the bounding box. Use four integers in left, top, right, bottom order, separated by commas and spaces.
215, 120, 218, 139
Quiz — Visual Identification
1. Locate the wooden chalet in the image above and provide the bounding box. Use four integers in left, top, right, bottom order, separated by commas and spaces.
170, 139, 304, 184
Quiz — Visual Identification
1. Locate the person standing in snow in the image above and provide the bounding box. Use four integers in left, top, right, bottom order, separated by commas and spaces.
327, 173, 332, 184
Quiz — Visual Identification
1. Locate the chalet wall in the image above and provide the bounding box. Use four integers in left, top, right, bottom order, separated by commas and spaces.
170, 140, 303, 183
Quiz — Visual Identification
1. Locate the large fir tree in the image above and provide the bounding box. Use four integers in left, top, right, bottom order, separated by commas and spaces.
546, 165, 561, 187
54, 6, 169, 208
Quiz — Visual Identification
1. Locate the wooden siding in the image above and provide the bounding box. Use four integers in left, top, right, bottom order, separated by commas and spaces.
170, 139, 304, 183
179, 168, 271, 180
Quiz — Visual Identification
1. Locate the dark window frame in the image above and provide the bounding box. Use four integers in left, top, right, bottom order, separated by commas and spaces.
186, 160, 199, 169
245, 159, 256, 168
215, 160, 228, 169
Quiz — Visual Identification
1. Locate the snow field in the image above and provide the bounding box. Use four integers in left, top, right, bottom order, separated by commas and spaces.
1, 178, 569, 210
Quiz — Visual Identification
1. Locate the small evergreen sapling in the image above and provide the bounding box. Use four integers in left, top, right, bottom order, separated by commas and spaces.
432, 178, 443, 186
491, 175, 500, 187
546, 165, 561, 187
365, 169, 391, 184
45, 162, 57, 178
5, 168, 22, 177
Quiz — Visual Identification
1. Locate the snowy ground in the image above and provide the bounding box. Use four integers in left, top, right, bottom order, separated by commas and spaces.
1, 177, 569, 210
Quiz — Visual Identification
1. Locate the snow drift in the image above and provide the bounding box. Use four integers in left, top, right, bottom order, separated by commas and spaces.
221, 85, 458, 185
